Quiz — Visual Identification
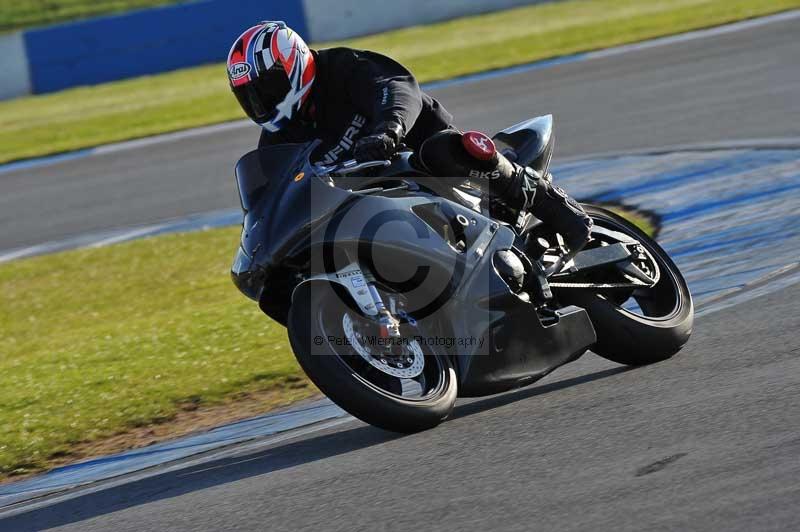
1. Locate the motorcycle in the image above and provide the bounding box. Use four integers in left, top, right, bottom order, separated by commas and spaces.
231, 115, 694, 433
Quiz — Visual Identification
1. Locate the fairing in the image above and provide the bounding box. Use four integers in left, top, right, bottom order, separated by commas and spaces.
231, 139, 596, 397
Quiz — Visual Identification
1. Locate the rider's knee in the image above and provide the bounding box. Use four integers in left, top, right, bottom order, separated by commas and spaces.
418, 130, 515, 189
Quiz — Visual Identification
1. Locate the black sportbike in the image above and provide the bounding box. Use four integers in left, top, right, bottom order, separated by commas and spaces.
231, 115, 693, 433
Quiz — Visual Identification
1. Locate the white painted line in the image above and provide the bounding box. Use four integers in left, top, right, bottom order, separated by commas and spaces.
559, 138, 800, 164
87, 225, 167, 248
583, 9, 800, 60
0, 416, 355, 519
695, 263, 800, 317
0, 209, 241, 263
0, 243, 59, 263
91, 120, 255, 156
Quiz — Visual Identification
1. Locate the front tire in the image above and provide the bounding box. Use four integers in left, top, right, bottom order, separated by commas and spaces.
288, 282, 458, 433
556, 205, 694, 366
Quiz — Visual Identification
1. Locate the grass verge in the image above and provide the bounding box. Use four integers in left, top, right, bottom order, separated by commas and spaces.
0, 0, 180, 33
0, 227, 314, 479
603, 205, 659, 237
0, 204, 655, 480
1, 0, 799, 164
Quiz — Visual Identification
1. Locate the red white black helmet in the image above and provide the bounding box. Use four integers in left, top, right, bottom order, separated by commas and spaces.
227, 21, 316, 133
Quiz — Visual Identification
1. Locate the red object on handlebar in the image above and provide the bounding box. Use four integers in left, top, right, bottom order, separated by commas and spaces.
462, 131, 497, 161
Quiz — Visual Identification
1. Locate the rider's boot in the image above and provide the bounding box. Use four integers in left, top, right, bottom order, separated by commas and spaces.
492, 164, 594, 254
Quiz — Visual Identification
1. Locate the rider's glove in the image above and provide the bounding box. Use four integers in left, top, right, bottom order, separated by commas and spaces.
353, 122, 403, 162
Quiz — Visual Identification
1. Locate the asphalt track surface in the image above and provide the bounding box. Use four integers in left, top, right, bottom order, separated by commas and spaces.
1, 14, 799, 252
2, 14, 800, 532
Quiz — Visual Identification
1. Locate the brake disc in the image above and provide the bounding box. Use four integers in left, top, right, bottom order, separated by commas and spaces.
342, 314, 425, 379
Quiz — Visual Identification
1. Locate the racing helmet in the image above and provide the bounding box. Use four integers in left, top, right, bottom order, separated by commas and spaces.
227, 21, 316, 133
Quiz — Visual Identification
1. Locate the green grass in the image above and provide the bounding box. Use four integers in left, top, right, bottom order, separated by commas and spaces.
0, 227, 313, 477
605, 206, 658, 237
1, 0, 798, 165
0, 0, 181, 32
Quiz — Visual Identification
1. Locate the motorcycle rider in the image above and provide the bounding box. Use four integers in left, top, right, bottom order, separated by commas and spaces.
227, 21, 592, 253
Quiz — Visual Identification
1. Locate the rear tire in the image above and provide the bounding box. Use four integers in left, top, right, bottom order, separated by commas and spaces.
557, 205, 693, 366
288, 282, 458, 433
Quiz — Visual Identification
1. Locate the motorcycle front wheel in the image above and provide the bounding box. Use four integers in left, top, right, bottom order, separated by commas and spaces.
287, 282, 458, 433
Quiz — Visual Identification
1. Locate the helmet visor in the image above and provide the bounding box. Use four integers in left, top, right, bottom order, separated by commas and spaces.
232, 67, 291, 124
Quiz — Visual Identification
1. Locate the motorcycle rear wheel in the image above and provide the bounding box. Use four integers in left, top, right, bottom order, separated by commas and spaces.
287, 282, 458, 433
555, 205, 694, 366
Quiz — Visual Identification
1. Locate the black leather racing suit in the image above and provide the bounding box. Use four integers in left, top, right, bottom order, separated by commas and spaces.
258, 47, 453, 165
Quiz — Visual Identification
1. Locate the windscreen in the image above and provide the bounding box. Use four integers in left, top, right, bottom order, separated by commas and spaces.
234, 143, 312, 212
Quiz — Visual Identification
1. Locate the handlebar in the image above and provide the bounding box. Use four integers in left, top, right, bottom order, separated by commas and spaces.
314, 159, 391, 177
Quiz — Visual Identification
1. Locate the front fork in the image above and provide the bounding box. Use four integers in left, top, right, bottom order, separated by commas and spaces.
317, 262, 403, 337
364, 275, 402, 338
